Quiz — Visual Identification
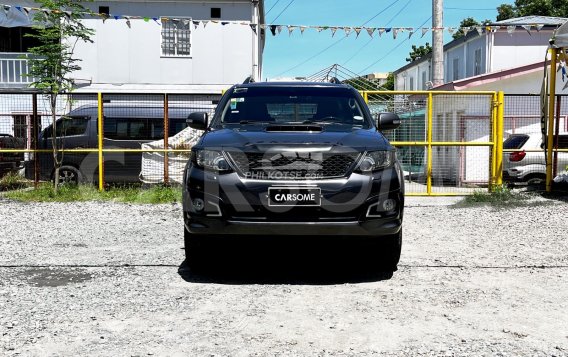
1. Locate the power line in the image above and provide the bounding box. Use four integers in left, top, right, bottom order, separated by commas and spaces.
271, 0, 295, 23
273, 0, 402, 78
445, 7, 496, 11
343, 0, 412, 66
265, 0, 282, 16
361, 0, 401, 26
357, 16, 432, 75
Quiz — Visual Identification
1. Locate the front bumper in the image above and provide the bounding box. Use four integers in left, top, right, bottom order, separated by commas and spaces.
183, 163, 404, 237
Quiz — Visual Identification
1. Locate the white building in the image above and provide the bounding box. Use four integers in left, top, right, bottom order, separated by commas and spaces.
0, 0, 265, 93
391, 16, 568, 185
394, 16, 567, 93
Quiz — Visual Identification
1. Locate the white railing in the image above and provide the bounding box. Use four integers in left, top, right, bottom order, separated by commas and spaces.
0, 52, 36, 87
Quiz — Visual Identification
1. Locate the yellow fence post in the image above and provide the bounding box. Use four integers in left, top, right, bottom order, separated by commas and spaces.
489, 92, 498, 191
427, 92, 433, 195
546, 48, 558, 193
97, 93, 104, 192
496, 91, 505, 187
363, 91, 369, 104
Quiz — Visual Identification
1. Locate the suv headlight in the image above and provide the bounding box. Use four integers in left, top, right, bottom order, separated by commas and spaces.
193, 149, 232, 172
356, 150, 394, 172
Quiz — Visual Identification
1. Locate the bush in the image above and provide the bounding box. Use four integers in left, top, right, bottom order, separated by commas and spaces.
5, 183, 182, 204
0, 172, 29, 192
455, 185, 532, 208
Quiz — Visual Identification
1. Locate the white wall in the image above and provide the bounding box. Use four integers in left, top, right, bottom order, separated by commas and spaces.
491, 30, 552, 72
69, 1, 257, 92
394, 59, 431, 91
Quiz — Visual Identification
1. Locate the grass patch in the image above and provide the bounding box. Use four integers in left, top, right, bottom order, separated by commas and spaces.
454, 185, 534, 208
0, 172, 30, 192
5, 183, 182, 204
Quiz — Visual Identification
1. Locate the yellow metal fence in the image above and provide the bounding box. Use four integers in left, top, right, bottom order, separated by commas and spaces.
361, 90, 504, 196
1, 90, 507, 196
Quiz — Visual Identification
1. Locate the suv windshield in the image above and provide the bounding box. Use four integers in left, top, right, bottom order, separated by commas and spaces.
504, 134, 530, 149
216, 86, 369, 128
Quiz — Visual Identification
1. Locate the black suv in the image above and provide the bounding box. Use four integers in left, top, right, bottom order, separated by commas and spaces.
182, 82, 404, 270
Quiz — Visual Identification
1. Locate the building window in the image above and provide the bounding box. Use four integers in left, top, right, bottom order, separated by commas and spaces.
452, 58, 459, 81
161, 18, 191, 57
409, 77, 414, 90
421, 71, 427, 89
211, 8, 221, 19
98, 6, 110, 16
474, 48, 482, 76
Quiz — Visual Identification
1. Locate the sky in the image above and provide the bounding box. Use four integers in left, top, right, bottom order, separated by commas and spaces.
262, 0, 516, 80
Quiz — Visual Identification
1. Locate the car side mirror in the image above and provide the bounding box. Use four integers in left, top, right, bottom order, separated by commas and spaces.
187, 112, 208, 130
375, 112, 401, 131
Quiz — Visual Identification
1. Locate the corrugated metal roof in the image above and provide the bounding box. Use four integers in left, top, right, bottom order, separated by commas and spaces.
493, 16, 568, 26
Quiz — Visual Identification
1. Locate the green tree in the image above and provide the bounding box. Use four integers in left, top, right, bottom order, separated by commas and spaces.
496, 4, 516, 21
453, 17, 481, 40
406, 43, 432, 62
383, 73, 395, 90
26, 0, 94, 190
496, 0, 568, 20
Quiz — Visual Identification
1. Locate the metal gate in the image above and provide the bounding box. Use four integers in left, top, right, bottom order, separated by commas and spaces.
361, 90, 504, 196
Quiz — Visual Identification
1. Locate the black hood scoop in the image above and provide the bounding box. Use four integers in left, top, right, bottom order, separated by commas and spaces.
265, 125, 323, 133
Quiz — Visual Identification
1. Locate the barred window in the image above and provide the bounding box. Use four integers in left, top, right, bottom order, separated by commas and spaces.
161, 18, 191, 57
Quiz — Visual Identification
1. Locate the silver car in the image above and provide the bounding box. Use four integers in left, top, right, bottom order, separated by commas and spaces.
503, 133, 568, 185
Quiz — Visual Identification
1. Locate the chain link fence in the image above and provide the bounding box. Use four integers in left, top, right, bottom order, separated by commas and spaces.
2, 90, 529, 195
502, 94, 568, 186
0, 92, 220, 187
364, 91, 500, 195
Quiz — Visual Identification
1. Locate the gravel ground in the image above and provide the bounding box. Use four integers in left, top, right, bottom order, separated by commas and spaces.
0, 195, 567, 356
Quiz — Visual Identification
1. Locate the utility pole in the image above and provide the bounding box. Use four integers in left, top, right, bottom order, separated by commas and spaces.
432, 0, 444, 87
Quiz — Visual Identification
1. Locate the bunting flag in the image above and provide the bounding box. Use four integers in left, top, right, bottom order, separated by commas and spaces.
354, 27, 361, 38
0, 2, 562, 39
288, 25, 295, 35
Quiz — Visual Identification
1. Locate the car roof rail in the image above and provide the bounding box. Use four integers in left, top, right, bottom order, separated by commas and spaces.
243, 76, 255, 84
328, 77, 341, 84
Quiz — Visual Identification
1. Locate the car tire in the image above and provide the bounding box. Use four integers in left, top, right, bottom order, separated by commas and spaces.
380, 229, 402, 271
54, 165, 82, 185
184, 226, 205, 272
525, 173, 546, 186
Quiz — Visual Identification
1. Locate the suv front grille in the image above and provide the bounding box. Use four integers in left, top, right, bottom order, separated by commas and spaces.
226, 151, 361, 180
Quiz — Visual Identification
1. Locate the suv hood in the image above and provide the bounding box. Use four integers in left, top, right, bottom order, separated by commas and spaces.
198, 128, 391, 151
